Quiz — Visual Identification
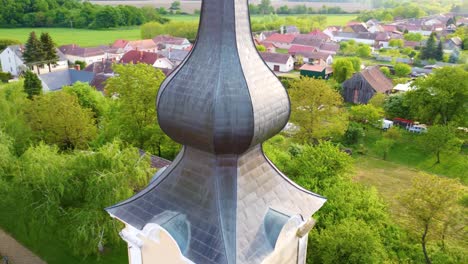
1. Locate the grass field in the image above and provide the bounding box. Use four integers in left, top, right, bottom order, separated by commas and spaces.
0, 27, 142, 47
0, 14, 355, 47
355, 127, 468, 184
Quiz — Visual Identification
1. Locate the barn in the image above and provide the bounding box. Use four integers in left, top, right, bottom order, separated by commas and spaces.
342, 66, 393, 104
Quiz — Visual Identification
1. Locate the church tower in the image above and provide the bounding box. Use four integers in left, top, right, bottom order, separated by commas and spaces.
106, 0, 325, 263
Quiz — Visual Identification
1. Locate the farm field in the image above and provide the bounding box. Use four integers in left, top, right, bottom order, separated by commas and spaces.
0, 27, 142, 47
0, 14, 355, 47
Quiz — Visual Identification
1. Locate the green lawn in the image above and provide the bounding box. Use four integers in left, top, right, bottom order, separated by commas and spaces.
354, 127, 468, 184
0, 27, 142, 47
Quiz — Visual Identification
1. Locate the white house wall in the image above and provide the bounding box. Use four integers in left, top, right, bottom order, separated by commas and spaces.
65, 54, 106, 65
0, 48, 22, 76
265, 58, 294, 72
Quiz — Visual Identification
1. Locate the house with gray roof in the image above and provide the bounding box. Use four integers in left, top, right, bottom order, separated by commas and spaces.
157, 49, 190, 66
0, 45, 68, 76
39, 69, 94, 92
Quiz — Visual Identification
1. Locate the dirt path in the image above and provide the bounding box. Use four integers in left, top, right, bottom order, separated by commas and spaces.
0, 229, 46, 264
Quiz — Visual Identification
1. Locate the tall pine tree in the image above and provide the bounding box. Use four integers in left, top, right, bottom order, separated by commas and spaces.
22, 32, 45, 74
421, 32, 437, 60
435, 40, 444, 61
40, 33, 59, 73
23, 71, 43, 99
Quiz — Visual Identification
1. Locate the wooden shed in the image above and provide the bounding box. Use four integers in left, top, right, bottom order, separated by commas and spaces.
342, 66, 393, 104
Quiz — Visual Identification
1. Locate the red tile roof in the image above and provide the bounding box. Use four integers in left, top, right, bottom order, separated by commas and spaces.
264, 33, 296, 44
112, 39, 129, 49
288, 45, 317, 54
120, 50, 164, 65
308, 29, 330, 40
127, 39, 158, 50
153, 35, 188, 45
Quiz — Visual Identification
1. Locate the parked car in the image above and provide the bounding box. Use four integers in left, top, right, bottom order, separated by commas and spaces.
407, 125, 427, 133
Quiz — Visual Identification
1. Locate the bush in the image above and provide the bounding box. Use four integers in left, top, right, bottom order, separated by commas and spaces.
380, 66, 391, 78
394, 63, 411, 77
0, 39, 21, 50
0, 72, 12, 83
344, 122, 365, 145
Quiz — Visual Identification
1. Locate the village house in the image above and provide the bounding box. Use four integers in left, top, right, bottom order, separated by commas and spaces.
112, 39, 159, 53
319, 42, 340, 55
281, 25, 300, 35
323, 26, 341, 39
444, 37, 462, 51
120, 50, 174, 70
332, 32, 377, 45
257, 30, 278, 42
288, 45, 317, 56
262, 33, 296, 49
342, 66, 393, 104
0, 45, 68, 76
39, 68, 94, 92
295, 51, 333, 65
157, 49, 190, 67
152, 35, 192, 50
299, 63, 333, 79
84, 59, 115, 93
291, 35, 324, 49
59, 44, 107, 64
259, 52, 294, 72
308, 29, 331, 41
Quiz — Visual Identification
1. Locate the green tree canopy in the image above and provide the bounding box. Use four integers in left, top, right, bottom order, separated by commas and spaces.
288, 78, 348, 142
399, 173, 463, 264
26, 91, 97, 150
333, 58, 357, 83
23, 70, 42, 99
406, 66, 468, 126
349, 104, 384, 127
39, 32, 58, 72
63, 82, 109, 120
394, 63, 412, 77
22, 31, 44, 73
105, 64, 179, 158
420, 125, 462, 164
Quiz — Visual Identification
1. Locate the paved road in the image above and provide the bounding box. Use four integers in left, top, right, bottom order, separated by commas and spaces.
0, 229, 46, 264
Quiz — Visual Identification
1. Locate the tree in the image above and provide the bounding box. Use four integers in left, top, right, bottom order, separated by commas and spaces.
333, 58, 356, 83
421, 125, 462, 164
258, 0, 274, 15
394, 63, 411, 77
375, 138, 394, 160
63, 82, 109, 119
288, 78, 348, 142
22, 31, 44, 74
349, 104, 383, 127
169, 1, 181, 14
23, 70, 42, 99
399, 173, 463, 264
343, 121, 365, 145
389, 39, 404, 48
356, 44, 371, 58
39, 32, 58, 72
105, 64, 179, 158
309, 218, 388, 264
256, 45, 266, 52
384, 93, 410, 119
368, 93, 387, 108
435, 41, 443, 61
421, 32, 437, 60
380, 66, 391, 78
406, 67, 468, 126
26, 91, 97, 150
0, 38, 21, 50
404, 33, 423, 42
